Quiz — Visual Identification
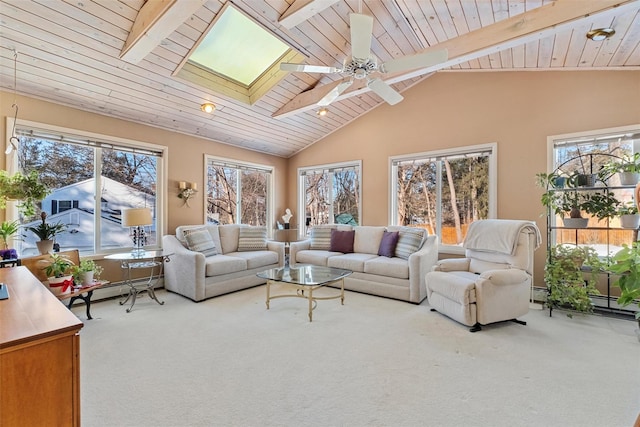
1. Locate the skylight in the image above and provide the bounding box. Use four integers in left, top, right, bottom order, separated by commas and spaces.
188, 5, 289, 86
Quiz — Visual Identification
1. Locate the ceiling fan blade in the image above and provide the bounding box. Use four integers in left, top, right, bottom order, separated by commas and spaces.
280, 63, 341, 74
350, 13, 373, 60
380, 49, 448, 74
367, 78, 403, 105
318, 80, 354, 106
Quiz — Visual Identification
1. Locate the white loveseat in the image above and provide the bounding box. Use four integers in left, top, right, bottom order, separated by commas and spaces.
162, 224, 285, 302
290, 225, 439, 303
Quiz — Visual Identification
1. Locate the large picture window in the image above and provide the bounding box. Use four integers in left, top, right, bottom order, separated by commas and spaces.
297, 161, 361, 235
205, 156, 272, 227
391, 144, 497, 251
7, 119, 165, 256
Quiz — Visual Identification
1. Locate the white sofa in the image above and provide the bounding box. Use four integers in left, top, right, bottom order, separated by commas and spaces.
162, 224, 285, 302
290, 225, 439, 303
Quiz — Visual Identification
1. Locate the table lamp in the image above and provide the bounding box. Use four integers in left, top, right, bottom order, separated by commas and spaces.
122, 208, 152, 252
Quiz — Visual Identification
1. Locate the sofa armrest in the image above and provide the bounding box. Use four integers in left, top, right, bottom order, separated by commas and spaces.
290, 239, 311, 267
162, 235, 207, 301
267, 240, 286, 267
433, 258, 471, 272
479, 268, 530, 286
408, 235, 439, 303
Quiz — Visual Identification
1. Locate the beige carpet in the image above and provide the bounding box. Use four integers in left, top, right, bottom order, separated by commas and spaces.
76, 286, 640, 427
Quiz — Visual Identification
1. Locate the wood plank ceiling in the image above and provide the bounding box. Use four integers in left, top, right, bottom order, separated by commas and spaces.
0, 0, 639, 158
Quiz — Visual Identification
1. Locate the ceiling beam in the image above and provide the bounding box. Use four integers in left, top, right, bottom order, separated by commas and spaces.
279, 0, 341, 29
120, 0, 208, 64
273, 0, 640, 118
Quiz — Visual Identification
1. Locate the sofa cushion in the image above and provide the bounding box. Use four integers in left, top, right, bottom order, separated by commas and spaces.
377, 231, 399, 257
364, 256, 409, 279
219, 225, 241, 254
204, 255, 247, 277
226, 250, 278, 269
327, 253, 378, 273
295, 250, 341, 266
354, 226, 385, 255
176, 224, 222, 252
183, 228, 218, 257
237, 226, 267, 252
310, 226, 336, 250
389, 227, 425, 260
330, 229, 355, 253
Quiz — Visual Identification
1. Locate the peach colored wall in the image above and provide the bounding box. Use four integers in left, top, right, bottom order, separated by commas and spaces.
0, 92, 288, 233
286, 70, 640, 286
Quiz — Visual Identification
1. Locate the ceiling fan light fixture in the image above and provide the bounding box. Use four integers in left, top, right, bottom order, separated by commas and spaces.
200, 103, 215, 113
317, 107, 329, 117
586, 28, 615, 41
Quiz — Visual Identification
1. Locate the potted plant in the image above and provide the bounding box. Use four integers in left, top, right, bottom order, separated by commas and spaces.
607, 242, 640, 341
616, 201, 640, 229
581, 191, 620, 223
0, 220, 21, 260
601, 153, 640, 185
72, 259, 104, 286
545, 244, 603, 317
26, 212, 67, 254
39, 252, 75, 296
0, 170, 50, 217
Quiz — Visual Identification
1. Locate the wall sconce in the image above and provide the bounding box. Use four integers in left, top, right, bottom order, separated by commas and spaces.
178, 181, 198, 207
201, 103, 215, 113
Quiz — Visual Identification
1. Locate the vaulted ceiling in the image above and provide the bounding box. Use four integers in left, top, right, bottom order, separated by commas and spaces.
1, 0, 639, 158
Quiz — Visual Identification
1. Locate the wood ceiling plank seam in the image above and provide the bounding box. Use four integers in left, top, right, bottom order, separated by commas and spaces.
475, 0, 496, 27
492, 0, 510, 68
466, 58, 482, 68
152, 38, 190, 59
525, 40, 540, 68
15, 0, 128, 47
506, 0, 526, 68
307, 12, 349, 56
579, 15, 617, 68
171, 21, 203, 44
377, 31, 405, 61
510, 45, 525, 68
549, 30, 572, 68
444, 0, 471, 36
365, 0, 420, 56
424, 0, 456, 42
379, 0, 426, 51
1, 3, 124, 58
563, 20, 600, 67
488, 52, 503, 69
609, 11, 640, 66
182, 12, 213, 34
299, 16, 350, 63
59, 0, 135, 32
163, 30, 200, 52
142, 51, 184, 74
100, 0, 142, 21
460, 0, 482, 32
476, 53, 493, 69
391, 0, 432, 48
592, 11, 637, 67
537, 36, 555, 68
286, 23, 345, 69
418, 0, 449, 44
623, 42, 640, 66
524, 0, 544, 12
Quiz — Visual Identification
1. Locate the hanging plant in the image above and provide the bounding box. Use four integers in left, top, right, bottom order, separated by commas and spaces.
0, 170, 50, 217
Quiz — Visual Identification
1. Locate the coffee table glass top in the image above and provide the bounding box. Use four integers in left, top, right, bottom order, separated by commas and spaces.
257, 265, 351, 286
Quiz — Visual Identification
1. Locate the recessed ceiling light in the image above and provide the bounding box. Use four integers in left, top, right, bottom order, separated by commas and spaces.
317, 107, 328, 117
586, 28, 615, 41
201, 103, 215, 113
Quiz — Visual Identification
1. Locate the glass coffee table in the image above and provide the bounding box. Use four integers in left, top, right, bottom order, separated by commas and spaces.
257, 265, 352, 322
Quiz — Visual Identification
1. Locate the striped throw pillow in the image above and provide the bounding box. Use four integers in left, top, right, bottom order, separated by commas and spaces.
184, 228, 218, 257
395, 228, 425, 260
237, 227, 267, 252
310, 226, 335, 250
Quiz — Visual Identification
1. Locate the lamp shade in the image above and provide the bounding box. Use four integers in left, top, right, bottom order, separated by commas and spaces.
122, 208, 152, 227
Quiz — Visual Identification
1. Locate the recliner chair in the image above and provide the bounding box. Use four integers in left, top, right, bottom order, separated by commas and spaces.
426, 220, 541, 332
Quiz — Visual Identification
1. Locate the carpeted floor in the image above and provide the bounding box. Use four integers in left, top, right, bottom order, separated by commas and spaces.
76, 286, 640, 427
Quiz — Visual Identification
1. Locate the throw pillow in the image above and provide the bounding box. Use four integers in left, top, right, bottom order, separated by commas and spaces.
237, 226, 267, 252
395, 228, 425, 260
377, 231, 400, 257
183, 228, 217, 257
330, 229, 355, 253
310, 226, 335, 250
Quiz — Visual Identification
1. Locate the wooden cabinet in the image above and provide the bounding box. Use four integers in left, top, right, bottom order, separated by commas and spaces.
0, 266, 83, 426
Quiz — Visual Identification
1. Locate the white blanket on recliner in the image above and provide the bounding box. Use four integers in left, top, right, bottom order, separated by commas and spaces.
463, 220, 541, 255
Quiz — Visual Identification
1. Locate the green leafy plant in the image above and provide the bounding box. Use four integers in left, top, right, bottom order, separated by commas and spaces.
0, 170, 50, 218
41, 253, 75, 278
602, 152, 640, 175
616, 200, 638, 216
71, 259, 103, 282
0, 220, 22, 249
545, 244, 603, 317
581, 191, 620, 221
26, 212, 66, 241
607, 242, 640, 322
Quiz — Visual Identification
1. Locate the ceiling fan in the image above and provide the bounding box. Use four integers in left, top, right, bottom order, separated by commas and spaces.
280, 13, 448, 107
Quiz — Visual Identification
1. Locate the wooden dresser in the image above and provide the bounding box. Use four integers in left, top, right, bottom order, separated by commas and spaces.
0, 266, 83, 426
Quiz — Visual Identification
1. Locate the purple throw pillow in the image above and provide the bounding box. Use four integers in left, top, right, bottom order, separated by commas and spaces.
378, 231, 400, 257
330, 229, 355, 253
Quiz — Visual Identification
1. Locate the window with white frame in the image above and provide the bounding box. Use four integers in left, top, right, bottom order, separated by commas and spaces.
205, 156, 273, 227
297, 161, 361, 235
391, 144, 497, 250
7, 119, 165, 256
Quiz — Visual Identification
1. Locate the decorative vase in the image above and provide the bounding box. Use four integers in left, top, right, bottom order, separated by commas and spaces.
620, 214, 640, 229
36, 239, 54, 255
619, 172, 640, 186
47, 275, 74, 296
80, 270, 95, 286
